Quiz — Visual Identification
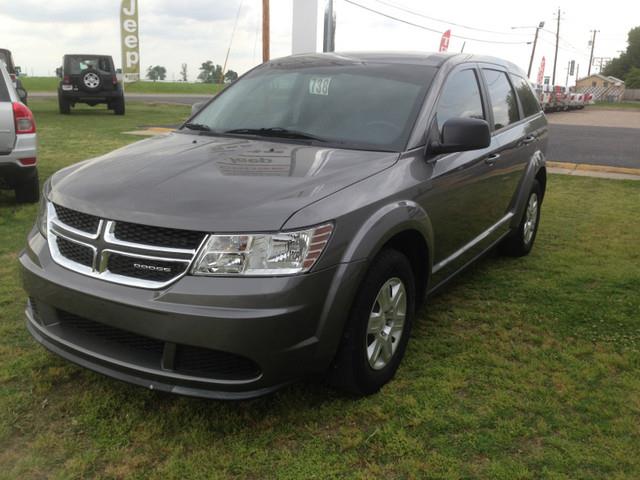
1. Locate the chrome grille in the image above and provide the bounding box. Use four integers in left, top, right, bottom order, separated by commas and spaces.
47, 202, 205, 289
53, 203, 101, 234
56, 236, 94, 267
113, 222, 206, 250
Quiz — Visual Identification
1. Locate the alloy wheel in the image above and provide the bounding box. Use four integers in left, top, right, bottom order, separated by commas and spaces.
365, 277, 407, 370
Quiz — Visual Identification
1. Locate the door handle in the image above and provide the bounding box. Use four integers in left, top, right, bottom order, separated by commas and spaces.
522, 135, 536, 145
485, 153, 500, 165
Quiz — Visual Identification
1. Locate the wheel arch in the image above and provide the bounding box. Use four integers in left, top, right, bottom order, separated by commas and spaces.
340, 200, 434, 306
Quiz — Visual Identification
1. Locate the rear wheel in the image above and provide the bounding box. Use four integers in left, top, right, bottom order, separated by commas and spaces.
15, 170, 40, 204
113, 96, 125, 115
329, 249, 415, 396
500, 179, 542, 257
58, 95, 70, 114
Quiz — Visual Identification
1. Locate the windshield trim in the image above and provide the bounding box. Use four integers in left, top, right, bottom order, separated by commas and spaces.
175, 129, 400, 153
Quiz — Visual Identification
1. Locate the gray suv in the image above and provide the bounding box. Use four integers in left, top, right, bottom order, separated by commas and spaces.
21, 53, 547, 399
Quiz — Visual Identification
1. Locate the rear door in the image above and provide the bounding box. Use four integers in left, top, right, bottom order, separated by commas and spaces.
478, 67, 530, 222
0, 65, 16, 154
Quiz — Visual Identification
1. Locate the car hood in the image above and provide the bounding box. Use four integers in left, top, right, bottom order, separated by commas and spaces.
50, 132, 399, 232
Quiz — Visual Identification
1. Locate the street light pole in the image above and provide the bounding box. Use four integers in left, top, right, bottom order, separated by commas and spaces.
527, 21, 544, 78
513, 22, 545, 80
588, 29, 599, 76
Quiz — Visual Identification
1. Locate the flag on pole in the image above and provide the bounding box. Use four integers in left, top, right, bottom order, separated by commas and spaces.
120, 0, 140, 83
439, 30, 451, 52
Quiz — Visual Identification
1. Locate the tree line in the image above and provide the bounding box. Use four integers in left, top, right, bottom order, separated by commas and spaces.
603, 26, 640, 88
145, 62, 238, 83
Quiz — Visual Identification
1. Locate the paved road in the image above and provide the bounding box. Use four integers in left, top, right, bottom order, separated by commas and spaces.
30, 92, 213, 106
548, 124, 640, 169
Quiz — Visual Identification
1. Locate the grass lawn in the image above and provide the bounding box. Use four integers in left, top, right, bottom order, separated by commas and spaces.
1, 99, 640, 479
22, 77, 223, 95
591, 101, 640, 110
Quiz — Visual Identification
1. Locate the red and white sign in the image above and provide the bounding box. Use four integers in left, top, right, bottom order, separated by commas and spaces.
536, 56, 546, 85
439, 30, 451, 52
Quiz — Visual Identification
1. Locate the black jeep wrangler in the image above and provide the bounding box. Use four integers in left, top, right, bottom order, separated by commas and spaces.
57, 54, 125, 115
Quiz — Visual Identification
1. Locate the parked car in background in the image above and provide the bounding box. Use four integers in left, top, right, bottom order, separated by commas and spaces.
57, 54, 125, 115
0, 62, 38, 203
0, 48, 28, 104
21, 52, 547, 399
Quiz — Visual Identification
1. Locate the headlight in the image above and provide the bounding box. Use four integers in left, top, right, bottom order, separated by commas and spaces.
192, 223, 333, 276
36, 180, 51, 238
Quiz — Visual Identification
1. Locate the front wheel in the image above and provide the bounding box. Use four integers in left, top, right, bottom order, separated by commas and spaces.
328, 249, 415, 396
500, 179, 542, 257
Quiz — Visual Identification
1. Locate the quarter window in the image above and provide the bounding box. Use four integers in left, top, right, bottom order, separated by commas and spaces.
436, 69, 484, 131
511, 75, 541, 117
482, 69, 519, 130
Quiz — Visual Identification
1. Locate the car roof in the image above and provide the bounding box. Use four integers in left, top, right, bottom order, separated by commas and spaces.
64, 54, 113, 59
269, 52, 527, 76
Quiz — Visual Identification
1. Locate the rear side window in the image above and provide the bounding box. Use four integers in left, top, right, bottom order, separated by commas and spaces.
0, 71, 10, 102
511, 75, 541, 117
482, 69, 519, 130
436, 69, 484, 131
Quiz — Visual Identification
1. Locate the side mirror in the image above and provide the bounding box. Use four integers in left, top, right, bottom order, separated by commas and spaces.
430, 117, 491, 155
116, 68, 123, 74
55, 67, 62, 78
191, 101, 206, 116
16, 88, 27, 102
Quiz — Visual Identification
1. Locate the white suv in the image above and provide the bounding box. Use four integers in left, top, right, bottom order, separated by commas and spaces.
0, 61, 38, 203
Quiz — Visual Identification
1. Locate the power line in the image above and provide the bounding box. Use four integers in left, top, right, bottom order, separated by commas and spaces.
369, 0, 529, 37
343, 0, 532, 45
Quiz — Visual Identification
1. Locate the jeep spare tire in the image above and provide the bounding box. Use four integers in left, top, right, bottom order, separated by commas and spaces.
80, 69, 102, 92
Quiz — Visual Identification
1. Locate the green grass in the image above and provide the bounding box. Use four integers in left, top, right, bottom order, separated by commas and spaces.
591, 101, 640, 110
1, 99, 640, 478
22, 77, 223, 95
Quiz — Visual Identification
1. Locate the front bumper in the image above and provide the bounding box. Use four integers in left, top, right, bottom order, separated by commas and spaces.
20, 228, 365, 399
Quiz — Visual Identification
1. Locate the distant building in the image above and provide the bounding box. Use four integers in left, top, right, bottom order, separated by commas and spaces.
576, 74, 625, 102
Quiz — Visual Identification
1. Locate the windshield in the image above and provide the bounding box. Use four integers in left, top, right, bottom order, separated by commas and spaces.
189, 62, 437, 151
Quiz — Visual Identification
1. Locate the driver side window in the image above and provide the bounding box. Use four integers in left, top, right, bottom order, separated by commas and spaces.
436, 69, 485, 132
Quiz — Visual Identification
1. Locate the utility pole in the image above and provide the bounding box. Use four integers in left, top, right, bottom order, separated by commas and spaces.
527, 21, 544, 78
565, 61, 570, 87
323, 0, 336, 52
262, 0, 270, 63
588, 29, 599, 76
575, 63, 580, 85
552, 8, 561, 85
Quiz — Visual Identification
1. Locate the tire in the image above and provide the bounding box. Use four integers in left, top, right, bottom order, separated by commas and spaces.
328, 249, 416, 396
500, 179, 542, 257
113, 96, 125, 115
15, 170, 40, 204
80, 68, 102, 92
58, 95, 70, 114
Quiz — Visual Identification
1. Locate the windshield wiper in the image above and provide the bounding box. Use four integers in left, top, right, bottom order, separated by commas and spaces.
223, 127, 327, 142
183, 122, 211, 132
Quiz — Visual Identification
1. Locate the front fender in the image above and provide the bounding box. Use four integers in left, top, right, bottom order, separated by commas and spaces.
341, 200, 434, 269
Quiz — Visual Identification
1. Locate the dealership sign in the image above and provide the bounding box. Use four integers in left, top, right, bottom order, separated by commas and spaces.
120, 0, 140, 83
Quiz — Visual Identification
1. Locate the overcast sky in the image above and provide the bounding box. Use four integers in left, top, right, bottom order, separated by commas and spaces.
1, 0, 637, 85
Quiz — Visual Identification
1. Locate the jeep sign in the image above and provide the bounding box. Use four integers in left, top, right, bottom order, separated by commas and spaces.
120, 0, 140, 83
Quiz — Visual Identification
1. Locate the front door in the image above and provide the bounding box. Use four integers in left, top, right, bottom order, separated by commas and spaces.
419, 66, 506, 286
